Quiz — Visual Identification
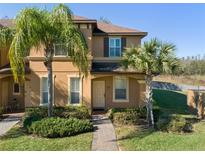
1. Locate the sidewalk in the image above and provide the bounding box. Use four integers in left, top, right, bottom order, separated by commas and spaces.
91, 114, 119, 151
0, 113, 23, 136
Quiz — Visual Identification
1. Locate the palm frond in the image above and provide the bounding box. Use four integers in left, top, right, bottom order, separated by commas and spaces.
122, 38, 179, 76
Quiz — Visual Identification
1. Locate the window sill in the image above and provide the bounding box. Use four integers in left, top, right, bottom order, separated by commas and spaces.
13, 93, 20, 95
113, 99, 129, 103
67, 103, 81, 106
39, 103, 48, 106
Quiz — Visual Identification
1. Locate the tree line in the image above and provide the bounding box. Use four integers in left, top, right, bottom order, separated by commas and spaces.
173, 58, 205, 75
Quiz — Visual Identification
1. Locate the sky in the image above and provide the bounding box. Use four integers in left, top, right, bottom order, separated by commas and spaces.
0, 3, 205, 58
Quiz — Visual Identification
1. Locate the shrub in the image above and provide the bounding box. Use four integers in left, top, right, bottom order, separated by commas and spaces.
60, 106, 91, 119
29, 117, 93, 138
25, 107, 48, 118
156, 114, 193, 133
108, 107, 147, 125
23, 115, 42, 129
153, 107, 162, 123
25, 106, 91, 120
167, 115, 193, 133
0, 107, 4, 116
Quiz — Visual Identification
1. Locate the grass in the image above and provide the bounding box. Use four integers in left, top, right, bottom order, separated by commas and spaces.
0, 124, 93, 151
154, 74, 205, 86
116, 122, 205, 151
115, 89, 205, 151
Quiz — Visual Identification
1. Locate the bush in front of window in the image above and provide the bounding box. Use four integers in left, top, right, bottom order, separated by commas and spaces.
24, 105, 91, 120
28, 117, 93, 138
108, 107, 147, 125
23, 106, 91, 131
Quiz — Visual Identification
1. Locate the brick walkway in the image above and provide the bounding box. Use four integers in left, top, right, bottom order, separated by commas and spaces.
91, 114, 119, 151
0, 113, 23, 136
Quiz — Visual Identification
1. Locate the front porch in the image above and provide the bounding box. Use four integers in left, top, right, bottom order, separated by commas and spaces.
91, 73, 146, 111
0, 64, 26, 113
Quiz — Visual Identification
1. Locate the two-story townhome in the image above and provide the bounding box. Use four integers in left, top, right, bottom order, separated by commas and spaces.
0, 15, 147, 112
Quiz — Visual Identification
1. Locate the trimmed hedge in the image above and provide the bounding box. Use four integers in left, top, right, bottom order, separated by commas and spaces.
24, 106, 91, 120
156, 114, 193, 133
29, 117, 93, 138
23, 106, 91, 131
108, 107, 147, 125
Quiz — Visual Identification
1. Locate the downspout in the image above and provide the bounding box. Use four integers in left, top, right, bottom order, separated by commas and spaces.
54, 74, 56, 106
81, 75, 84, 105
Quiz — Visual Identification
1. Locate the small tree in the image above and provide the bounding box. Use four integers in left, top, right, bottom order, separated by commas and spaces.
0, 26, 14, 54
122, 38, 179, 126
9, 4, 89, 117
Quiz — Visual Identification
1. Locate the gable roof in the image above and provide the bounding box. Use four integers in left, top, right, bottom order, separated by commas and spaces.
0, 15, 147, 36
0, 19, 15, 28
73, 15, 96, 23
93, 22, 147, 36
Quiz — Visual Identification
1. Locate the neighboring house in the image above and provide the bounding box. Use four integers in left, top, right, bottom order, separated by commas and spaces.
0, 15, 147, 111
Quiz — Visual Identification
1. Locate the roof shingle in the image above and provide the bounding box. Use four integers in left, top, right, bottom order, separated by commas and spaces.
0, 15, 147, 35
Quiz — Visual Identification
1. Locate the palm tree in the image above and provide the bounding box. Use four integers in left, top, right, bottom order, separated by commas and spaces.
0, 26, 14, 54
122, 38, 179, 126
9, 4, 89, 117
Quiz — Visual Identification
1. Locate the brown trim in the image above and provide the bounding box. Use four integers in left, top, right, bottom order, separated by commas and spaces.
73, 20, 97, 24
104, 37, 109, 57
91, 71, 145, 75
93, 57, 121, 62
93, 32, 148, 37
28, 56, 93, 61
121, 37, 126, 54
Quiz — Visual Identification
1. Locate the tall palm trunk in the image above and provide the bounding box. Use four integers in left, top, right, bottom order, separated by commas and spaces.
145, 74, 154, 127
44, 47, 53, 117
47, 62, 53, 117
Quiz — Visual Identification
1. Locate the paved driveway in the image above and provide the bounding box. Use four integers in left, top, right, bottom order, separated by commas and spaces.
0, 113, 24, 136
92, 114, 119, 151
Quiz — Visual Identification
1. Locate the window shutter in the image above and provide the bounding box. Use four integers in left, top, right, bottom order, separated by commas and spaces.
104, 37, 109, 57
121, 37, 126, 54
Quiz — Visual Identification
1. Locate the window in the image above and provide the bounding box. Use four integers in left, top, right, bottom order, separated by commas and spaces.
41, 77, 48, 104
54, 44, 68, 56
70, 77, 80, 104
114, 76, 128, 101
109, 38, 121, 57
13, 83, 20, 95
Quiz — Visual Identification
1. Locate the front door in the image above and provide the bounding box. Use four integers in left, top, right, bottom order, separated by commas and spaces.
93, 81, 105, 109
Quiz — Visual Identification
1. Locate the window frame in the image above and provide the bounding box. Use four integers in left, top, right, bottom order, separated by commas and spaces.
54, 43, 68, 57
40, 75, 55, 106
13, 83, 20, 95
70, 77, 80, 105
67, 74, 82, 106
113, 76, 129, 102
109, 37, 122, 57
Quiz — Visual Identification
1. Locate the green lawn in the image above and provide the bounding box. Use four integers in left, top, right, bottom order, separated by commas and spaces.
0, 124, 92, 151
115, 89, 205, 151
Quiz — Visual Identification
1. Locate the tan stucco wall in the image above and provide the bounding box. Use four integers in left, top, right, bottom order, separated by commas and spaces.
27, 71, 92, 108
0, 76, 24, 110
92, 36, 142, 58
92, 74, 146, 110
26, 60, 92, 108
0, 47, 9, 67
29, 24, 93, 57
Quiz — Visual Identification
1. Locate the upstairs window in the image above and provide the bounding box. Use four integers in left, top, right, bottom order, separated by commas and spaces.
109, 38, 121, 57
54, 44, 68, 56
